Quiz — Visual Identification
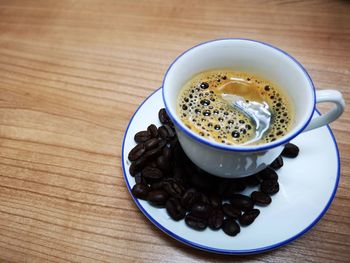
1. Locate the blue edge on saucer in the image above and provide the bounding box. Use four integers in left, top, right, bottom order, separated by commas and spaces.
121, 87, 340, 255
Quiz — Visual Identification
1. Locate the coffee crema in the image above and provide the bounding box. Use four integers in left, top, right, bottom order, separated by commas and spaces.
177, 69, 294, 145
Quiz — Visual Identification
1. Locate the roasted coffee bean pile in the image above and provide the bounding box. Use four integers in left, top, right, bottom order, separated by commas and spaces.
128, 108, 299, 237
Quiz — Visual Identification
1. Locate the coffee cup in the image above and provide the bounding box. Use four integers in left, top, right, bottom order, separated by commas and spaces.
162, 39, 345, 178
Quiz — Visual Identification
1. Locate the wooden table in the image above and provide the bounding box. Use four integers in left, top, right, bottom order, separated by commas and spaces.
0, 0, 349, 262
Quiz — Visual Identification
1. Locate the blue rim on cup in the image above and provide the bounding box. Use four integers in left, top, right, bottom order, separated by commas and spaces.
162, 38, 316, 152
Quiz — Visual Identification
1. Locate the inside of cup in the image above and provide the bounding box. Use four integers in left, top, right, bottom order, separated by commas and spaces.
163, 39, 315, 148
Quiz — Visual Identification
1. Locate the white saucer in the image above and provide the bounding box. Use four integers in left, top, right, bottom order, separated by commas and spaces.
121, 88, 340, 255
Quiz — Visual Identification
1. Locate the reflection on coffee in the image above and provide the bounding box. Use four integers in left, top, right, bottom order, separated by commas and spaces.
177, 69, 294, 145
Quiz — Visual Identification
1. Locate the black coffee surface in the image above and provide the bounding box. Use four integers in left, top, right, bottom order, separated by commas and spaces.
177, 70, 294, 145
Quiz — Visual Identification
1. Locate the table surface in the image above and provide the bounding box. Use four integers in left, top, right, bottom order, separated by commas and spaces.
0, 0, 349, 262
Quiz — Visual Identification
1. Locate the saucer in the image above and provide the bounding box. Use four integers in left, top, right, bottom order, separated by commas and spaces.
121, 88, 340, 255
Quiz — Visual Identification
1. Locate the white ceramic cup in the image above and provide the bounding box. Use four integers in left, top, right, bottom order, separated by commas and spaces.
162, 39, 345, 178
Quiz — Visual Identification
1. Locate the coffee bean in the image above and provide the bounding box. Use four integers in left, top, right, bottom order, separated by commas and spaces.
149, 161, 158, 168
134, 173, 144, 184
157, 139, 167, 149
230, 194, 254, 212
181, 188, 201, 210
261, 179, 279, 195
208, 209, 224, 230
159, 108, 171, 124
258, 167, 278, 181
251, 191, 272, 205
166, 137, 178, 151
163, 178, 185, 198
158, 126, 168, 139
239, 209, 260, 226
134, 130, 152, 143
147, 124, 158, 138
270, 156, 283, 170
131, 183, 150, 200
209, 193, 221, 208
142, 166, 163, 181
162, 147, 172, 160
282, 143, 299, 158
144, 138, 159, 150
129, 156, 148, 176
128, 143, 146, 161
185, 213, 207, 230
244, 174, 260, 186
222, 203, 241, 219
148, 190, 169, 206
143, 142, 165, 160
145, 149, 162, 162
149, 180, 164, 191
199, 193, 210, 205
222, 218, 240, 236
156, 155, 168, 170
164, 125, 175, 138
166, 198, 186, 221
191, 202, 211, 219
129, 162, 138, 176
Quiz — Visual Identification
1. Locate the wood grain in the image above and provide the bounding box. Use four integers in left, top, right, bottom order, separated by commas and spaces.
0, 0, 349, 262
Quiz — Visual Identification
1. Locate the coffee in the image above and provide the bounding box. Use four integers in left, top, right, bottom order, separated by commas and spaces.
177, 69, 294, 145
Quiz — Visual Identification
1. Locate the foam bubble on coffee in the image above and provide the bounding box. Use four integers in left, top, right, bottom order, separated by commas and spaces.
177, 69, 294, 145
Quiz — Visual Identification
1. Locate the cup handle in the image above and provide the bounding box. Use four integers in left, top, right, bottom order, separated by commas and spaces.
303, 89, 345, 132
